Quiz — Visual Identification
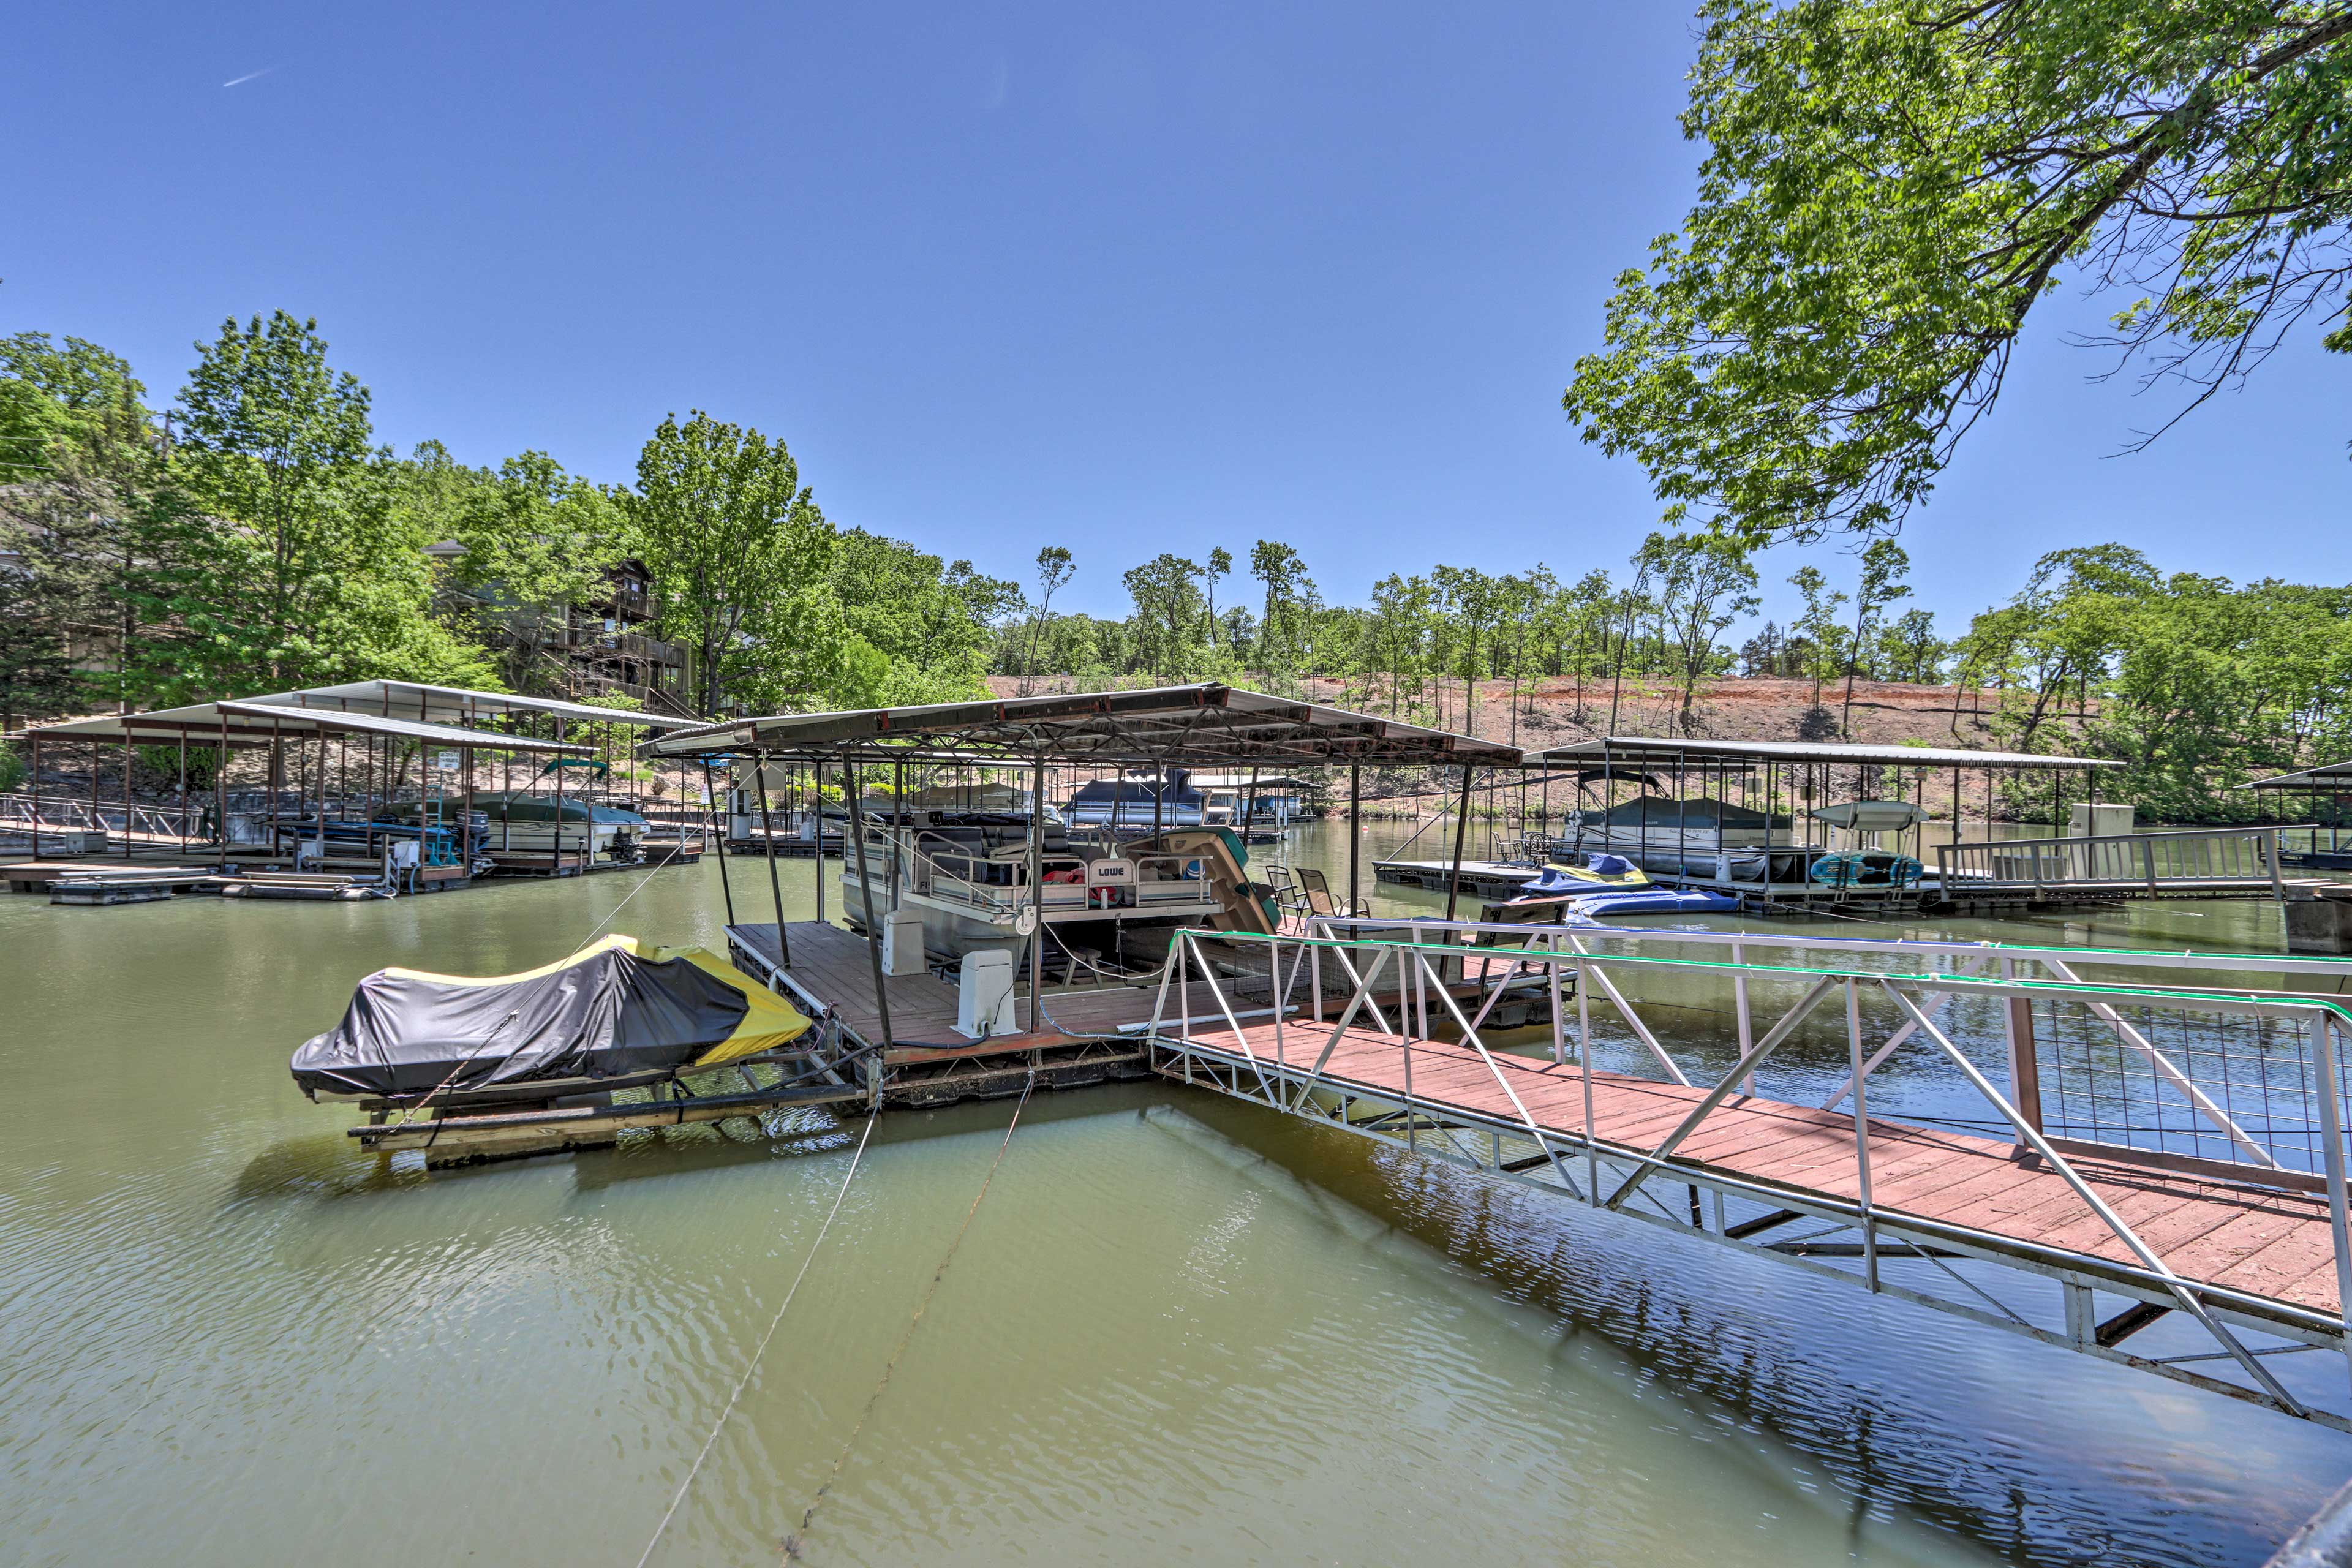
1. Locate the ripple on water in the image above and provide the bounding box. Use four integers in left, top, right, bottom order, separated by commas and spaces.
0, 859, 2345, 1566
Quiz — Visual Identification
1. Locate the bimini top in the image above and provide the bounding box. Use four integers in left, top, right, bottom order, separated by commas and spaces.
641, 684, 1526, 769
1583, 796, 1791, 829
289, 934, 810, 1100
1183, 772, 1323, 792
391, 791, 650, 826
1531, 736, 2116, 771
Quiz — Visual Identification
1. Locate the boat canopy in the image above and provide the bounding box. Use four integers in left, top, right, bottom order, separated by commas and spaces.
1585, 797, 1787, 829
289, 935, 810, 1099
1069, 770, 1205, 805
1809, 799, 1932, 831
401, 791, 649, 826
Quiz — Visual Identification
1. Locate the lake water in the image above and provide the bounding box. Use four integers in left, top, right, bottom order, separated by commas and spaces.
2, 823, 2346, 1566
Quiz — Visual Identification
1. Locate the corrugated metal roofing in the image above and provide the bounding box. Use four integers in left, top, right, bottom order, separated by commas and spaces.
2244, 761, 2352, 790
1528, 736, 2116, 771
15, 700, 587, 752
241, 680, 701, 728
643, 684, 1525, 767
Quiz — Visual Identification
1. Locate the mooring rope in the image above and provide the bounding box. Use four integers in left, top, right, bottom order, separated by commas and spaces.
780, 1068, 1037, 1563
632, 1109, 878, 1568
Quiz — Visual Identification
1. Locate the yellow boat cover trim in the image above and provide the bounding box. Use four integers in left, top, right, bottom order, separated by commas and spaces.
379, 933, 810, 1067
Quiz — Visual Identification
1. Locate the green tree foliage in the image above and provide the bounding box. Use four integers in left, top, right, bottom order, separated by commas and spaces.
1877, 607, 1946, 682
1564, 1, 2352, 543
632, 410, 835, 715
1122, 553, 1210, 681
1788, 565, 1851, 706
1250, 540, 1318, 679
1018, 546, 1076, 687
2, 318, 1009, 726
1431, 564, 1508, 732
0, 333, 166, 720
165, 312, 489, 695
1201, 546, 1234, 657
1643, 531, 1762, 729
1841, 539, 1912, 733
832, 529, 1018, 704
402, 442, 635, 692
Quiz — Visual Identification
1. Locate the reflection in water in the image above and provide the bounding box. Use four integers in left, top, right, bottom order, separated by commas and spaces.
0, 828, 2343, 1567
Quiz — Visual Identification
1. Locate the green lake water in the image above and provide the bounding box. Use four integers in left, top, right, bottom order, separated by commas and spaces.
2, 823, 2346, 1566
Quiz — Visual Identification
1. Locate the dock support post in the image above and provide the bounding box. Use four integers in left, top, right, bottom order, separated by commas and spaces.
1847, 978, 1879, 1291
813, 758, 826, 924
1548, 933, 1566, 1066
703, 761, 735, 925
846, 753, 894, 1050
2063, 1282, 2095, 1348
1732, 939, 1754, 1096
1577, 956, 1597, 1202
1029, 753, 1046, 1035
552, 715, 567, 875
755, 758, 790, 967
1444, 764, 1472, 925
2001, 959, 2042, 1138
1347, 763, 1362, 919
215, 714, 228, 862
2312, 1014, 2352, 1394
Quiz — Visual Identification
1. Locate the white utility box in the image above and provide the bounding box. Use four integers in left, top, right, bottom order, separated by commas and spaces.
2069, 803, 2136, 838
955, 950, 1019, 1039
882, 910, 927, 976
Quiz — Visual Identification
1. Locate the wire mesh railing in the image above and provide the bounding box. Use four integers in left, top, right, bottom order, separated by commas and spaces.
1151, 916, 2352, 1425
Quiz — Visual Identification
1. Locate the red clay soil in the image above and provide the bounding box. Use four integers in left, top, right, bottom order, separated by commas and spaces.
986, 673, 2099, 817
988, 672, 2078, 753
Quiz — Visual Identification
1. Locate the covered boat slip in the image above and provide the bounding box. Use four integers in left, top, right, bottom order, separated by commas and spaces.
7, 680, 704, 889
1513, 736, 2121, 910
645, 685, 1526, 1076
2250, 759, 2352, 872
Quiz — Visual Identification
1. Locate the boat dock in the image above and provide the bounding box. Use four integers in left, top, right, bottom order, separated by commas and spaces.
1145, 918, 2352, 1433
726, 920, 1168, 1104
622, 684, 2352, 1438
605, 896, 2352, 1437
1373, 858, 1542, 898
4, 679, 710, 910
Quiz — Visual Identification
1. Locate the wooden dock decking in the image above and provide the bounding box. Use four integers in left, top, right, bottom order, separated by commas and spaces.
1373, 859, 1542, 898
1171, 1020, 2346, 1325
729, 921, 1167, 1061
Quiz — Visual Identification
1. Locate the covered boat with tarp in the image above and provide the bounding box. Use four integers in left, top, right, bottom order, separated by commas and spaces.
1560, 796, 1796, 880
291, 935, 812, 1104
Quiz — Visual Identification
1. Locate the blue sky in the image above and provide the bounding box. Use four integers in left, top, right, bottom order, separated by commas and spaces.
5, 2, 2342, 638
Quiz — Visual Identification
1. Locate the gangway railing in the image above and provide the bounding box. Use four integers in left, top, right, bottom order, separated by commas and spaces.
1148, 917, 2352, 1431
1934, 824, 2296, 900
0, 791, 207, 850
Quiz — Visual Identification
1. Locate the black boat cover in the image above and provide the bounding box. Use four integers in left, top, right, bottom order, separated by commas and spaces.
290, 935, 811, 1099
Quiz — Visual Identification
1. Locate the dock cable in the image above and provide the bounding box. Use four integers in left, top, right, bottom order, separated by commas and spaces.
578, 851, 671, 946
631, 1108, 878, 1568
779, 1066, 1038, 1563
